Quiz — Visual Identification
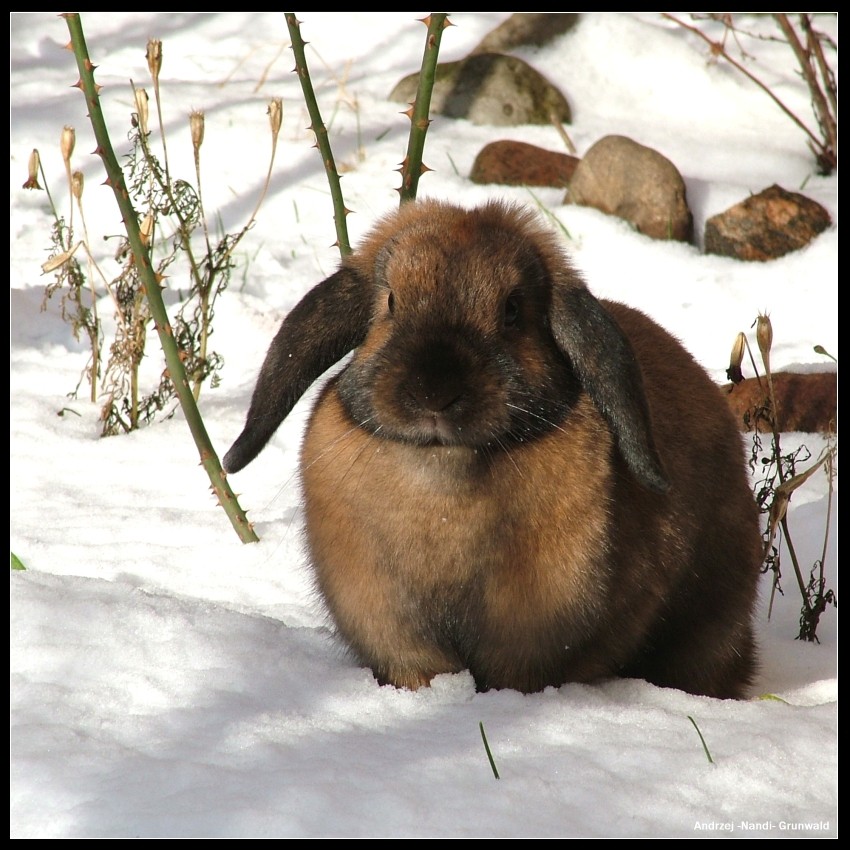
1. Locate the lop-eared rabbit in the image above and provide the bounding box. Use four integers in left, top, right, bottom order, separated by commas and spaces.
224, 200, 762, 699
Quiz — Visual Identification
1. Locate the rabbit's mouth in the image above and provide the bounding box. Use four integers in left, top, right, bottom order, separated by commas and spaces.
380, 401, 515, 450
413, 410, 473, 446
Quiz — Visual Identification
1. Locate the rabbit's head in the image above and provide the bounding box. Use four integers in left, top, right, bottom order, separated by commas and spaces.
224, 200, 667, 493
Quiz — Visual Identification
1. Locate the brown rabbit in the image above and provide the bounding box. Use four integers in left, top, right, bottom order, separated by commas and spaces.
224, 199, 763, 699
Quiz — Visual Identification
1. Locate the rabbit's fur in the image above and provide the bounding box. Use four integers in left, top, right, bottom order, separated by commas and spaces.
224, 200, 762, 699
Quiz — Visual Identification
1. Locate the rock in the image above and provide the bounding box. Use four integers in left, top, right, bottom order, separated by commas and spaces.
470, 13, 580, 54
564, 135, 693, 242
389, 53, 571, 127
704, 184, 832, 261
470, 141, 579, 188
724, 371, 837, 433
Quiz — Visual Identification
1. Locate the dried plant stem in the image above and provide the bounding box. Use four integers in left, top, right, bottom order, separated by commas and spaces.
752, 313, 835, 640
662, 13, 836, 172
71, 190, 115, 403
550, 109, 577, 155
63, 12, 258, 544
774, 14, 837, 164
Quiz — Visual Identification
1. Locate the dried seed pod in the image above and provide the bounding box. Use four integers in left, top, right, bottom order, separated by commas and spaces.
23, 149, 42, 190
71, 170, 84, 201
190, 109, 205, 153
727, 331, 746, 384
146, 39, 162, 83
134, 88, 150, 136
60, 126, 75, 166
756, 313, 773, 375
267, 98, 283, 141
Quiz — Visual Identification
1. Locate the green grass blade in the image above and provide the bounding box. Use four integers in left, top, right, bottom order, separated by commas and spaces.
687, 715, 715, 764
479, 721, 500, 780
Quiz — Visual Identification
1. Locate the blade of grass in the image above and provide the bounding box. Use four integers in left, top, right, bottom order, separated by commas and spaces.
479, 721, 500, 779
687, 715, 715, 765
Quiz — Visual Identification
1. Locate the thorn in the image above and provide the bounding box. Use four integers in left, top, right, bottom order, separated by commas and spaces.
420, 163, 433, 175
419, 14, 453, 30
63, 40, 73, 51
72, 79, 83, 91
402, 105, 415, 120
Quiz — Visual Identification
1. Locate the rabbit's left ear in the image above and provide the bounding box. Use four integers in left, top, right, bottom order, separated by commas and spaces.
549, 285, 669, 493
223, 267, 372, 474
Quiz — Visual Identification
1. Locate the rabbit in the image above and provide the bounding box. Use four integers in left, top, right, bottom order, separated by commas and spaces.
224, 199, 763, 699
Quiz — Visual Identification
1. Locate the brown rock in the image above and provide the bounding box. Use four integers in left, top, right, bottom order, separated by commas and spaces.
705, 184, 832, 261
724, 371, 837, 433
470, 13, 580, 54
470, 141, 579, 188
389, 53, 571, 127
565, 135, 693, 242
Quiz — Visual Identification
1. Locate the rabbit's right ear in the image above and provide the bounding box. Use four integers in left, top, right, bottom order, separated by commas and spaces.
223, 267, 372, 473
549, 285, 669, 494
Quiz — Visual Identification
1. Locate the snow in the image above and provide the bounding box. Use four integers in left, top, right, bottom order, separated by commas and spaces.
10, 12, 837, 838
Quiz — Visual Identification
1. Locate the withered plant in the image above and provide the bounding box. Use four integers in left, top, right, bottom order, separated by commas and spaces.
664, 13, 837, 175
727, 316, 837, 642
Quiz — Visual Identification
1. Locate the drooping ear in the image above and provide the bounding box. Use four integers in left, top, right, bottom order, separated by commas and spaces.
223, 267, 372, 473
549, 285, 669, 493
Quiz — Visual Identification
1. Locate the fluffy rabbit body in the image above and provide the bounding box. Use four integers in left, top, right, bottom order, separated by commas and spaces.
224, 200, 762, 699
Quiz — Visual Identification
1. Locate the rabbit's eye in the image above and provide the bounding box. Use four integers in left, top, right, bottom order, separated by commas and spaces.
504, 293, 521, 328
387, 291, 396, 314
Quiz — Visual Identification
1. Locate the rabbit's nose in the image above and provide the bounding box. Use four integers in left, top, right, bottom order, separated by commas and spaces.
407, 374, 465, 412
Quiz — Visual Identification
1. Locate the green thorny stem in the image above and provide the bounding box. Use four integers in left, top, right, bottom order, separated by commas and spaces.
397, 14, 450, 204
286, 13, 352, 257
285, 12, 449, 253
63, 13, 259, 544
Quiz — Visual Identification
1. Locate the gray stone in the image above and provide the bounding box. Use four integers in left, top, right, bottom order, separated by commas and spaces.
389, 53, 571, 127
565, 135, 693, 242
470, 13, 580, 55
